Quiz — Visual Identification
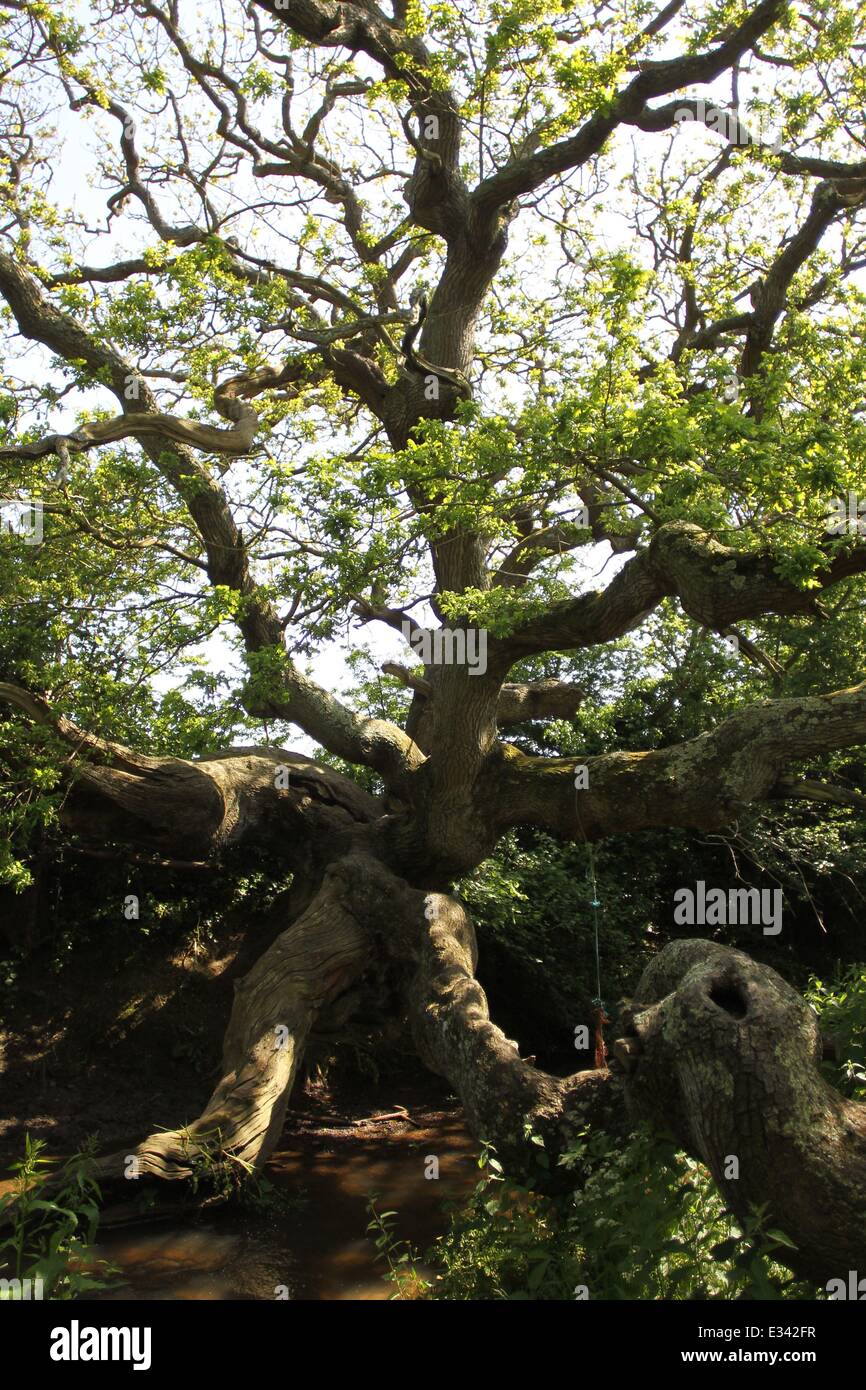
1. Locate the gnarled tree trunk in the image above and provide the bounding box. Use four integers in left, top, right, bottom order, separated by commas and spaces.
95, 860, 371, 1184
620, 939, 866, 1284
3, 683, 866, 1286
3, 0, 866, 1288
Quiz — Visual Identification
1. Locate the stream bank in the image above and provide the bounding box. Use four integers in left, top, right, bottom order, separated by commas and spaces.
90, 1080, 479, 1301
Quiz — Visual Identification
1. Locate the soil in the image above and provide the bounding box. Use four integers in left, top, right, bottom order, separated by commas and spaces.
0, 932, 479, 1299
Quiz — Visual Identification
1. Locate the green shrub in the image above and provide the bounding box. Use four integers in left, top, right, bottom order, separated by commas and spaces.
805, 963, 866, 1100
0, 1135, 116, 1299
375, 1131, 821, 1301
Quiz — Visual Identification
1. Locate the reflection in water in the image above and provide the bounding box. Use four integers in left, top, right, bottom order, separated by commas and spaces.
92, 1108, 478, 1301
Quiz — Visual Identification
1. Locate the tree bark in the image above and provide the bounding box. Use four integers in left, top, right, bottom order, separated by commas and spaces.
94, 859, 371, 1184
618, 938, 866, 1285
4, 685, 866, 1286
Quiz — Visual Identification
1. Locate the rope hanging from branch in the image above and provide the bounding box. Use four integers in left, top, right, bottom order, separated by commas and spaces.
587, 843, 609, 1070
574, 779, 609, 1070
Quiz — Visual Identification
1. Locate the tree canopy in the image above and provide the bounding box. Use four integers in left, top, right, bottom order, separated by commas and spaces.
1, 0, 866, 1289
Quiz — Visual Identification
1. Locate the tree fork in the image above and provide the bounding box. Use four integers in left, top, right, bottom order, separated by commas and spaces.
347, 860, 866, 1284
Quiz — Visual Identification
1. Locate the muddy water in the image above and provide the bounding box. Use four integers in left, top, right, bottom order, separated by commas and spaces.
91, 1104, 479, 1301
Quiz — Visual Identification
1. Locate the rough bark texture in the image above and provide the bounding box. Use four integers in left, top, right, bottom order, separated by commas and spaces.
3, 0, 866, 1287
95, 859, 371, 1183
4, 679, 866, 1286
620, 939, 866, 1285
341, 855, 623, 1167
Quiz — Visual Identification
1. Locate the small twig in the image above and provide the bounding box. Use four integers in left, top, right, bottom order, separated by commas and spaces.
351, 1105, 421, 1128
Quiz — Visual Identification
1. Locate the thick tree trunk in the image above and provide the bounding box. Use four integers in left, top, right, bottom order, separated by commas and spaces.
380, 876, 623, 1167
331, 859, 866, 1284
401, 913, 866, 1285
6, 834, 866, 1287
618, 938, 866, 1285
3, 683, 865, 1283
94, 860, 370, 1184
94, 854, 622, 1190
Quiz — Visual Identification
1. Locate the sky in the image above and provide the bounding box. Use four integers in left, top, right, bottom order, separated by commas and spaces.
2, 2, 844, 755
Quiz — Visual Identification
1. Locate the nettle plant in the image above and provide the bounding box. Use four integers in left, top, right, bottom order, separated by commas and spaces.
0, 0, 865, 1285
385, 1131, 817, 1301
